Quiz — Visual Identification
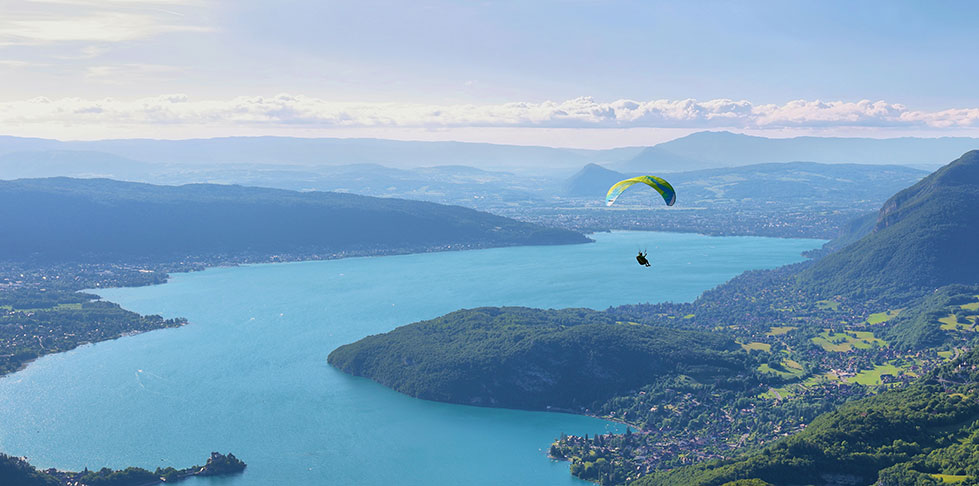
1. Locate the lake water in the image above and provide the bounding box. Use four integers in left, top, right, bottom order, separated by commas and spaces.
0, 232, 821, 485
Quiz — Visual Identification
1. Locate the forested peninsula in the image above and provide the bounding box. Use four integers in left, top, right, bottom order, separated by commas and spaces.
329, 151, 979, 485
328, 307, 755, 411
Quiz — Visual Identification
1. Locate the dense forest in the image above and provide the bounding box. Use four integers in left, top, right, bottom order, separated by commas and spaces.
328, 307, 754, 410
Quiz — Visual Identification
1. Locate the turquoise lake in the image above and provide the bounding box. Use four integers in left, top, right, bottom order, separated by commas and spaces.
0, 231, 822, 485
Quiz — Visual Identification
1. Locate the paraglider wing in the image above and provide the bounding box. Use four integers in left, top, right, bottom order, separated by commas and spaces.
605, 175, 676, 206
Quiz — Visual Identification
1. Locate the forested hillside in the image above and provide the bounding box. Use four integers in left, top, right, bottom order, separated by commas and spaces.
0, 178, 587, 263
328, 307, 753, 411
801, 150, 979, 302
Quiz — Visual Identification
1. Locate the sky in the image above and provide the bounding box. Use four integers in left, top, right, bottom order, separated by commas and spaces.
2, 0, 979, 147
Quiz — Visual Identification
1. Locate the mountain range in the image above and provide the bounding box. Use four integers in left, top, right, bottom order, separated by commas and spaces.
2, 132, 977, 181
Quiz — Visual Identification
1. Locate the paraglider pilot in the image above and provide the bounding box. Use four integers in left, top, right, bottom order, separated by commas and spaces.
636, 250, 651, 267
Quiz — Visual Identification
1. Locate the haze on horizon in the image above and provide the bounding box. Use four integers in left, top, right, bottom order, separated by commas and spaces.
2, 0, 979, 148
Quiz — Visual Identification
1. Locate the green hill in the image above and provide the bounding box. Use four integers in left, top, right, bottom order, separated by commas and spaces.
800, 150, 979, 302
0, 177, 587, 263
328, 307, 751, 411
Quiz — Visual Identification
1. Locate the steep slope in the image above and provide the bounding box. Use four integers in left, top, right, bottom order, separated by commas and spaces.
0, 177, 588, 263
328, 307, 750, 411
800, 150, 979, 302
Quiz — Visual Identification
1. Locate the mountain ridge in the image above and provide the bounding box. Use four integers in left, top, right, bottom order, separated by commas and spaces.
800, 150, 979, 301
0, 177, 588, 263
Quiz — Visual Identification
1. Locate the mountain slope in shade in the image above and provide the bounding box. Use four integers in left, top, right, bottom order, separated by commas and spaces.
800, 150, 979, 301
0, 177, 588, 263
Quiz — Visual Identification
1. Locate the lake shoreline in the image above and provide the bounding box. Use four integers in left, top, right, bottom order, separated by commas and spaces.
1, 231, 823, 485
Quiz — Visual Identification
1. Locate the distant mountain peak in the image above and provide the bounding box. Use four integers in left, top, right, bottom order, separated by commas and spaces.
563, 163, 627, 197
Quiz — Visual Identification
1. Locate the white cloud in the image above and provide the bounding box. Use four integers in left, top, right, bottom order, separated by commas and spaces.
0, 59, 49, 68
0, 12, 209, 44
84, 63, 180, 83
0, 0, 211, 47
1, 95, 978, 132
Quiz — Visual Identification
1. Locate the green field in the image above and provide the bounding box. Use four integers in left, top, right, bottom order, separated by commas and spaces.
766, 326, 797, 336
939, 314, 976, 332
811, 329, 887, 352
851, 363, 903, 385
959, 295, 979, 311
741, 342, 772, 352
758, 359, 805, 380
866, 309, 902, 324
931, 474, 969, 484
816, 299, 840, 311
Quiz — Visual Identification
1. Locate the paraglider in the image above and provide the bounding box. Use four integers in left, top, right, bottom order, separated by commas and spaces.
605, 175, 676, 267
636, 250, 651, 267
605, 175, 676, 207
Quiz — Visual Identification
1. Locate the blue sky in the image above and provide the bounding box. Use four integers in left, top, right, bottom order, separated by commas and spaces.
2, 0, 978, 146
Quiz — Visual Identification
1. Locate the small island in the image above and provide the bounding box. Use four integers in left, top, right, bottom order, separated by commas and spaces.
3, 452, 245, 486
